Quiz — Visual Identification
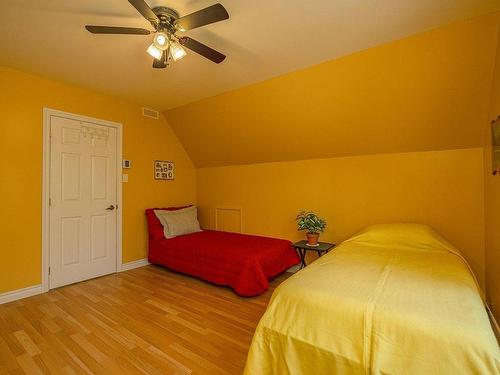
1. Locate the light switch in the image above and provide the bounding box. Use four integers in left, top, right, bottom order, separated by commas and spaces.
122, 174, 129, 183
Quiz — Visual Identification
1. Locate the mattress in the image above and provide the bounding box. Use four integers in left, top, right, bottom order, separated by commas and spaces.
244, 224, 500, 374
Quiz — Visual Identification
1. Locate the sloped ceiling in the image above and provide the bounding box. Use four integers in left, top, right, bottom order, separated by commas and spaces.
0, 0, 499, 110
165, 13, 500, 167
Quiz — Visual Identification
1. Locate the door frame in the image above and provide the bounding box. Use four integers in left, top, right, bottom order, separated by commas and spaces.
42, 108, 123, 292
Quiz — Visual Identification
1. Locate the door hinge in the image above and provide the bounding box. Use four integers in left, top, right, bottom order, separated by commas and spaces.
49, 198, 52, 206
48, 267, 51, 275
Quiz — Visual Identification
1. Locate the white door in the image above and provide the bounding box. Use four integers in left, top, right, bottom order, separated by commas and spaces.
49, 115, 118, 289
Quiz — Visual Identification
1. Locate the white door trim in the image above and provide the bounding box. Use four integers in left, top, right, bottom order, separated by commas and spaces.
42, 108, 123, 292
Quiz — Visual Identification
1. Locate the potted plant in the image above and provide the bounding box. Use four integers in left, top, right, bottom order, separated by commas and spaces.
295, 211, 326, 246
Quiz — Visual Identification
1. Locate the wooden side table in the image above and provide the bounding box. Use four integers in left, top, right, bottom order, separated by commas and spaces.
292, 240, 335, 269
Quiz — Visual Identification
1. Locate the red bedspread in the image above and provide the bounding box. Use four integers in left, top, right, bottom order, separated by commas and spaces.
146, 209, 299, 296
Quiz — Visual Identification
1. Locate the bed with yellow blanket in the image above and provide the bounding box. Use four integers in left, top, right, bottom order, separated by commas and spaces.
244, 224, 500, 375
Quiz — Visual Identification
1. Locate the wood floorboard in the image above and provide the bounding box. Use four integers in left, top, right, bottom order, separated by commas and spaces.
0, 265, 289, 374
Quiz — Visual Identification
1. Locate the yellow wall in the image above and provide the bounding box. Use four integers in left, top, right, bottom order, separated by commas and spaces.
197, 148, 486, 287
166, 13, 499, 167
485, 21, 500, 320
166, 14, 500, 293
0, 67, 196, 294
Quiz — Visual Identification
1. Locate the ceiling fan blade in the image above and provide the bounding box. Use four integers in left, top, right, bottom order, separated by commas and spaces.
85, 25, 151, 35
175, 3, 229, 31
179, 37, 226, 63
152, 51, 167, 68
127, 0, 159, 25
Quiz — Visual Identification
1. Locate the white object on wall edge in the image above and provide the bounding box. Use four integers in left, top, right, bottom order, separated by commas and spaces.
0, 284, 43, 305
120, 258, 150, 272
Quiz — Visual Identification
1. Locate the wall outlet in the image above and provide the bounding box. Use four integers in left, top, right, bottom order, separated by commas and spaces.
122, 174, 128, 183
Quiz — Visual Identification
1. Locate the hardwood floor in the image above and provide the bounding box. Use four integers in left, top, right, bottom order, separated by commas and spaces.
0, 265, 289, 375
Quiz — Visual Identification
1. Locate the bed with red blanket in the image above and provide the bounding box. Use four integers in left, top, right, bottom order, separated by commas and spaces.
146, 208, 300, 296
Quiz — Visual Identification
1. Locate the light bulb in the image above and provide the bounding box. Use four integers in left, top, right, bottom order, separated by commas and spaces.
170, 42, 187, 61
153, 32, 169, 51
147, 44, 162, 60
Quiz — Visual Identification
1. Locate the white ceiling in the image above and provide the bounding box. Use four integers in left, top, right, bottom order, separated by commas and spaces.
1, 0, 499, 110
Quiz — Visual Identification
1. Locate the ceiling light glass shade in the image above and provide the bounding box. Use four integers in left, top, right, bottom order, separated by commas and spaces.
147, 43, 163, 60
170, 42, 187, 61
153, 32, 169, 50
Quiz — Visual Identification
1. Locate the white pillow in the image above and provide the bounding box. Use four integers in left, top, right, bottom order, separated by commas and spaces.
154, 206, 202, 239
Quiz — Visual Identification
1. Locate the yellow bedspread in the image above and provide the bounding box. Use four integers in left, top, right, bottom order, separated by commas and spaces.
244, 224, 500, 375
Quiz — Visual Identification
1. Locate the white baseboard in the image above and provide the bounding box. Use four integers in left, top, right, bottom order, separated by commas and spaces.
120, 258, 150, 272
0, 284, 43, 305
0, 261, 149, 305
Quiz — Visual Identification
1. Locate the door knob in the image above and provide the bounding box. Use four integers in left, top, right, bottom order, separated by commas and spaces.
106, 205, 115, 211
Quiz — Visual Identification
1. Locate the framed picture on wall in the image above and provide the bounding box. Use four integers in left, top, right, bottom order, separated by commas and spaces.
154, 160, 175, 180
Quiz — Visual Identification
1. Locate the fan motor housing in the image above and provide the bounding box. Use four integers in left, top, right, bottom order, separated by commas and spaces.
152, 7, 179, 33
153, 7, 179, 22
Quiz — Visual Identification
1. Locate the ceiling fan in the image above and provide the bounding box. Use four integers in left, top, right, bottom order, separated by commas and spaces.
85, 0, 229, 68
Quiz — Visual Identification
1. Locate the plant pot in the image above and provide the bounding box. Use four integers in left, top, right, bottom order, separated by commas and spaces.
306, 232, 319, 246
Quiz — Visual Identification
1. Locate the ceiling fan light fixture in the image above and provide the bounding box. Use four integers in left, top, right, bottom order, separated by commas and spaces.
170, 41, 187, 61
85, 1, 229, 67
153, 32, 169, 50
147, 43, 163, 60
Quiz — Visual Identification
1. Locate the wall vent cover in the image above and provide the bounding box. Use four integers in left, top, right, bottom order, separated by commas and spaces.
142, 107, 159, 120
